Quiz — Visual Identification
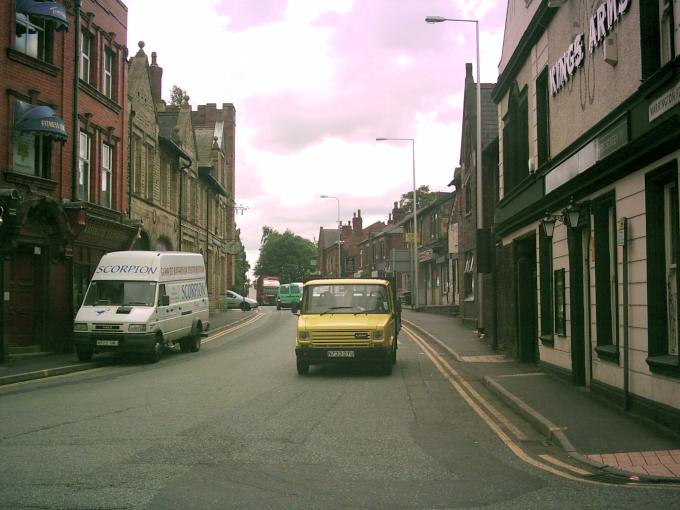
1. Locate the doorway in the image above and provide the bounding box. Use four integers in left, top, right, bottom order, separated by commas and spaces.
515, 235, 538, 362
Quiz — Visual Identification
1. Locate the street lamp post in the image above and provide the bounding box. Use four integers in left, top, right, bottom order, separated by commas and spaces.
320, 195, 341, 277
425, 15, 484, 329
375, 138, 418, 310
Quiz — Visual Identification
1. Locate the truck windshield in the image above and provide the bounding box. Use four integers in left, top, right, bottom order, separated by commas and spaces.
83, 281, 157, 307
303, 284, 389, 314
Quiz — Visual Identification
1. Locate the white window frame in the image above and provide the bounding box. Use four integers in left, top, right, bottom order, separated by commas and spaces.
104, 49, 114, 98
101, 143, 112, 208
78, 131, 90, 201
15, 12, 47, 60
80, 31, 91, 83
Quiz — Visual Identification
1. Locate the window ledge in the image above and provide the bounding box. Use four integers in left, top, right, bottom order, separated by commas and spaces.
79, 80, 122, 114
595, 344, 620, 363
463, 296, 475, 302
646, 355, 680, 378
7, 48, 60, 76
539, 334, 554, 346
3, 171, 58, 193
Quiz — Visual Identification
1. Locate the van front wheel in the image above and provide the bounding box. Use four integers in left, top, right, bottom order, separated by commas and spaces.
76, 347, 93, 362
148, 335, 163, 363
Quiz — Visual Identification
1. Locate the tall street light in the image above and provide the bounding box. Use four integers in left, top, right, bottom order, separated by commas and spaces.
320, 195, 342, 277
375, 137, 418, 310
426, 15, 484, 329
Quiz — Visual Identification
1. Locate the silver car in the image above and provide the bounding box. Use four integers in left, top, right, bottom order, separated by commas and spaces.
224, 290, 258, 311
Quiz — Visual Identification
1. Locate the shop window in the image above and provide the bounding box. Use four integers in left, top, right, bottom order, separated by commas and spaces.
15, 12, 53, 62
536, 67, 550, 167
80, 30, 93, 83
464, 252, 475, 300
645, 163, 679, 375
12, 132, 51, 178
539, 228, 554, 343
554, 269, 566, 336
592, 193, 619, 360
101, 143, 112, 208
78, 131, 90, 201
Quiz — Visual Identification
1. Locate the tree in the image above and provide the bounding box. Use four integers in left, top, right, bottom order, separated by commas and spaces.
254, 226, 317, 283
396, 185, 437, 215
169, 85, 190, 106
231, 228, 250, 294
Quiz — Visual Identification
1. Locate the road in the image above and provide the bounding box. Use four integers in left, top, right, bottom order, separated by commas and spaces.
0, 308, 678, 509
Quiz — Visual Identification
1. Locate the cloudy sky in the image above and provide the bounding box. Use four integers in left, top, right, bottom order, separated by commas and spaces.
125, 0, 506, 276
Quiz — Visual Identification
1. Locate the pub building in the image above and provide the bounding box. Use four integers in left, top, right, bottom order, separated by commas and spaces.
492, 0, 680, 430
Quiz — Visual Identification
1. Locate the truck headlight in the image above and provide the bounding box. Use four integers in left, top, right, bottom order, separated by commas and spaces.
372, 331, 383, 340
128, 324, 147, 333
74, 322, 88, 332
298, 331, 310, 340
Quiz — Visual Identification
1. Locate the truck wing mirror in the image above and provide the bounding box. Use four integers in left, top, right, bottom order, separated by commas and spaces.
160, 295, 170, 306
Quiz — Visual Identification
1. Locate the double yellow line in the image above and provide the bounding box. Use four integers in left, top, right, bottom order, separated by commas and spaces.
202, 311, 265, 344
404, 324, 609, 485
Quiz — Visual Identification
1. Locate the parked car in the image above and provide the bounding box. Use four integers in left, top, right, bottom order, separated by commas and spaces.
224, 290, 257, 311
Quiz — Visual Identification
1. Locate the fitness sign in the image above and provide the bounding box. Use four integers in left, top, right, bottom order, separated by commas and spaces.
550, 0, 631, 96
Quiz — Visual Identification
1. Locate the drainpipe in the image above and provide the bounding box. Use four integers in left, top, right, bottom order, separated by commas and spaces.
178, 158, 191, 250
205, 187, 209, 290
71, 0, 81, 201
127, 110, 135, 218
620, 217, 630, 410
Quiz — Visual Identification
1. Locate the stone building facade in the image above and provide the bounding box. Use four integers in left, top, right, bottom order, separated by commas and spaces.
128, 52, 237, 310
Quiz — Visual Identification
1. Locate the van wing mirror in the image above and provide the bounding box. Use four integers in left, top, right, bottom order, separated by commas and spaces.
160, 295, 170, 306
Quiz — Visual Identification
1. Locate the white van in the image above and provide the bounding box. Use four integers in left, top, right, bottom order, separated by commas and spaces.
73, 251, 210, 363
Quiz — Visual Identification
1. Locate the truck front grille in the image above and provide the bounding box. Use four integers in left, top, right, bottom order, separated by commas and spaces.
310, 330, 372, 347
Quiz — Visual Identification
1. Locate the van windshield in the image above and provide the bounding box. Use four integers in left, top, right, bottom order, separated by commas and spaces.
303, 284, 389, 314
83, 281, 157, 307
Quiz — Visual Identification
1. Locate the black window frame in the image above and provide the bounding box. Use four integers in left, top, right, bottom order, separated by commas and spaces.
536, 67, 550, 167
645, 161, 680, 376
592, 192, 619, 361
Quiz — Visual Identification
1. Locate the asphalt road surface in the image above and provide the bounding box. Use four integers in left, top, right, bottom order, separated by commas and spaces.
1, 307, 678, 509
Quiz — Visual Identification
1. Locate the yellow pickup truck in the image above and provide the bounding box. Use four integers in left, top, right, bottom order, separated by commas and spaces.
293, 278, 401, 375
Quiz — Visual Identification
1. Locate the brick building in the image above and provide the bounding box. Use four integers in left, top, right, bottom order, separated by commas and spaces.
0, 0, 135, 360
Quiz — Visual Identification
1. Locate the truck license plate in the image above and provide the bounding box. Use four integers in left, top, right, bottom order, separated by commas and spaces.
96, 339, 119, 347
327, 350, 354, 358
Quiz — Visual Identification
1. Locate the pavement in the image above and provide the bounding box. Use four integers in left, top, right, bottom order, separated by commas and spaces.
2, 305, 680, 483
401, 308, 680, 483
0, 307, 258, 386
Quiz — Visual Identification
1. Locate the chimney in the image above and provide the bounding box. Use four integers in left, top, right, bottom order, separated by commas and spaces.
352, 210, 363, 233
392, 201, 403, 223
150, 51, 163, 104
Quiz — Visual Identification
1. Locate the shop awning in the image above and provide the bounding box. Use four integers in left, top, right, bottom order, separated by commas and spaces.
16, 0, 69, 30
13, 99, 67, 142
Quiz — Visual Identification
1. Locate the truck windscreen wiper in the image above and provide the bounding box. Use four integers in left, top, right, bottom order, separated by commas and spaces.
320, 306, 354, 315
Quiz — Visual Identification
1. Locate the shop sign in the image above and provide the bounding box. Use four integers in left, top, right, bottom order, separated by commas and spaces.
649, 80, 680, 122
418, 249, 433, 263
550, 0, 631, 97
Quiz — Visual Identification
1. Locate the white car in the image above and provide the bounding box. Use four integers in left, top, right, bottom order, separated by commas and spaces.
224, 290, 258, 311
